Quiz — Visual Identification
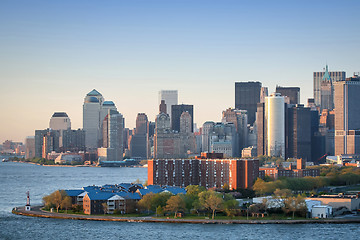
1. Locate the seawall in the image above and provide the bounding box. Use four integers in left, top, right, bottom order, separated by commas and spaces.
12, 206, 360, 224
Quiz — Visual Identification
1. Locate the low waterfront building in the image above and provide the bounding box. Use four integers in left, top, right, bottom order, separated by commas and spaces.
307, 195, 360, 211
311, 205, 332, 218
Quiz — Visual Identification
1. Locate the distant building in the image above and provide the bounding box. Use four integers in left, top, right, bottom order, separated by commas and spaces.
222, 108, 248, 156
334, 74, 360, 155
259, 159, 320, 180
276, 86, 300, 105
148, 158, 259, 189
25, 136, 35, 159
257, 93, 285, 158
313, 65, 345, 111
159, 90, 178, 120
202, 121, 215, 153
235, 81, 262, 125
260, 87, 268, 103
154, 111, 195, 159
35, 129, 60, 158
83, 89, 103, 149
61, 129, 86, 152
128, 113, 148, 159
171, 104, 194, 133
242, 146, 257, 158
286, 105, 312, 161
209, 122, 236, 157
49, 112, 71, 131
159, 100, 167, 114
98, 109, 124, 162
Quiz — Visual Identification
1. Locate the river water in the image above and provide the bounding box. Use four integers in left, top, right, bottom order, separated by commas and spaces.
0, 161, 359, 239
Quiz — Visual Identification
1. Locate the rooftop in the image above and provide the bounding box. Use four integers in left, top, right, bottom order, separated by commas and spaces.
52, 112, 68, 118
86, 89, 102, 96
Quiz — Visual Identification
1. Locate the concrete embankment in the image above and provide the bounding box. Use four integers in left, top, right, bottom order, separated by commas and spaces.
12, 206, 360, 224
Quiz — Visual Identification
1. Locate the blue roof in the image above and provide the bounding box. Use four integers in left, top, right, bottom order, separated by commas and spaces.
103, 101, 115, 106
116, 192, 141, 200
86, 191, 114, 200
163, 186, 186, 195
87, 89, 102, 96
83, 186, 101, 192
119, 183, 132, 189
138, 188, 163, 196
64, 189, 85, 197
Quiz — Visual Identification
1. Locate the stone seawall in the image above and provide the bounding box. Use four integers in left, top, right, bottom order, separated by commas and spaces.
12, 206, 360, 224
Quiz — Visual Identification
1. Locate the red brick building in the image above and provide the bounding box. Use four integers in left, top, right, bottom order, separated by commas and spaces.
148, 158, 259, 190
259, 159, 320, 180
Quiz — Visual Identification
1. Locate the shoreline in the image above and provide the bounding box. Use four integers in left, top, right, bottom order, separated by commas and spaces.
12, 206, 360, 224
5, 161, 148, 168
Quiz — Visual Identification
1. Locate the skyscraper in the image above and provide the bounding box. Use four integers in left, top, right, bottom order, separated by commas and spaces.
171, 104, 194, 133
286, 105, 311, 161
202, 121, 215, 153
83, 89, 103, 150
49, 112, 71, 131
129, 113, 148, 159
222, 108, 248, 156
159, 90, 178, 119
334, 75, 360, 155
313, 65, 345, 111
266, 93, 285, 158
276, 86, 300, 105
235, 81, 262, 125
98, 109, 124, 162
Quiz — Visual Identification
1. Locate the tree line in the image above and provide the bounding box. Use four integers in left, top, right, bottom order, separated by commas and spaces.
253, 165, 360, 196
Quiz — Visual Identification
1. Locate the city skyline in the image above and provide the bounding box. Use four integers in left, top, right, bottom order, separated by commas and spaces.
1, 0, 360, 143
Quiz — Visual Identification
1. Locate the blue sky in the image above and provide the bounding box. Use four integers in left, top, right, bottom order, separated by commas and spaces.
1, 0, 359, 142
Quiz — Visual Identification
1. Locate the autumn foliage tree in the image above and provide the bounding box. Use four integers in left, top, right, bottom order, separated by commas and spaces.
42, 190, 71, 213
165, 195, 186, 218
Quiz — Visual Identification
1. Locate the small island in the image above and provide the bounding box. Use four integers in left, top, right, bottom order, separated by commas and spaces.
12, 168, 360, 224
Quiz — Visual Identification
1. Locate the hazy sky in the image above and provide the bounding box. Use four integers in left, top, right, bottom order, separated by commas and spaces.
1, 0, 359, 143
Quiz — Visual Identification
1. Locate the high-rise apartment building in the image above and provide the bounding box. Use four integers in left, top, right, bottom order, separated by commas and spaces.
171, 104, 194, 133
235, 81, 262, 125
159, 90, 178, 120
334, 75, 360, 155
276, 86, 300, 105
49, 112, 71, 131
313, 65, 346, 111
148, 158, 259, 190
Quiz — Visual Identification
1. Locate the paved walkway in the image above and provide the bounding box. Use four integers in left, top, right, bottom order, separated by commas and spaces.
12, 206, 360, 224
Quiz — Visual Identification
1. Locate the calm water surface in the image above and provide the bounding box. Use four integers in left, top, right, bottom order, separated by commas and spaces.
0, 161, 359, 240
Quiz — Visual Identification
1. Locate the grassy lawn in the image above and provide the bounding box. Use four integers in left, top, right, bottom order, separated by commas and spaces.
41, 209, 307, 221
155, 213, 306, 221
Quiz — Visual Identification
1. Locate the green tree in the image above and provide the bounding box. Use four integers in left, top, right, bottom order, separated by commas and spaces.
200, 191, 224, 219
137, 192, 155, 214
156, 205, 164, 217
223, 199, 238, 218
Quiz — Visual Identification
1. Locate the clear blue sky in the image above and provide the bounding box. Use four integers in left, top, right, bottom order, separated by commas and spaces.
1, 0, 359, 143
